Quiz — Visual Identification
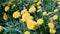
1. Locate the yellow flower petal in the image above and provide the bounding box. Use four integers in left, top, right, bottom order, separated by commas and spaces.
48, 23, 54, 29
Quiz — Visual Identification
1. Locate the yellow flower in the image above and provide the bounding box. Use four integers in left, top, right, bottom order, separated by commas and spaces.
22, 13, 33, 22
26, 20, 37, 30
3, 13, 8, 20
46, 13, 49, 16
37, 1, 42, 5
37, 6, 41, 9
58, 1, 60, 5
0, 26, 3, 32
58, 5, 60, 8
24, 31, 30, 34
37, 18, 44, 25
43, 11, 47, 16
46, 12, 52, 16
50, 28, 56, 34
54, 9, 58, 12
52, 15, 58, 20
29, 5, 36, 13
48, 23, 54, 29
13, 10, 21, 18
34, 0, 37, 2
22, 13, 31, 19
21, 18, 26, 23
4, 6, 10, 12
48, 12, 52, 14
12, 4, 16, 9
37, 9, 42, 12
21, 9, 28, 15
43, 12, 52, 16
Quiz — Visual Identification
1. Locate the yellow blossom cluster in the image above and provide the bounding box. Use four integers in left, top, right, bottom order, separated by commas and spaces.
48, 14, 58, 34
43, 11, 52, 16
48, 22, 56, 34
26, 18, 44, 30
2, 0, 60, 34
